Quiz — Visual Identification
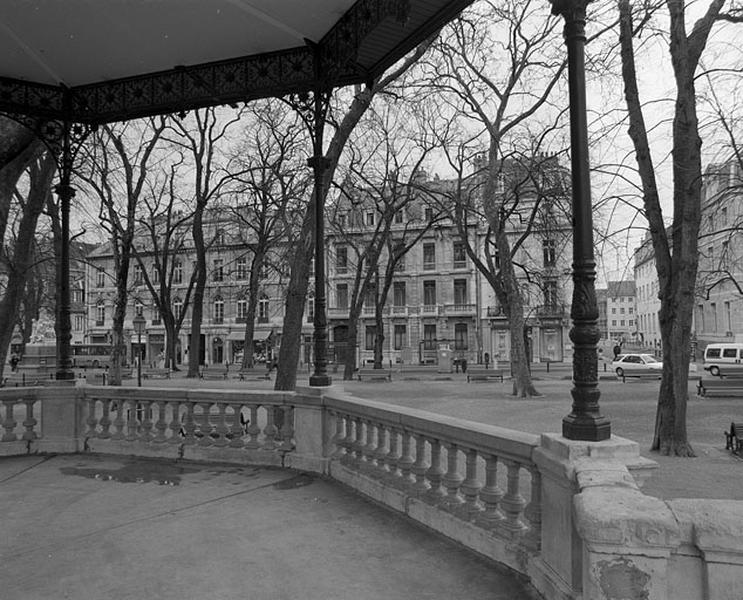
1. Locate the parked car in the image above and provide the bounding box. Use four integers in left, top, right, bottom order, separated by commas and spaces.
611, 353, 662, 378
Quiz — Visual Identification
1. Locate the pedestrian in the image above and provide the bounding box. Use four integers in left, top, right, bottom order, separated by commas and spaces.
613, 342, 621, 360
10, 353, 19, 372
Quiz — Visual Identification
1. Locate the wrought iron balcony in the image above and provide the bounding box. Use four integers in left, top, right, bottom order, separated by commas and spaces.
535, 303, 567, 318
486, 306, 506, 318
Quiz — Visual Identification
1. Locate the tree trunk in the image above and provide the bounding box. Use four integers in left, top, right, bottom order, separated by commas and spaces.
188, 208, 207, 377
0, 153, 55, 377
274, 205, 314, 391
343, 318, 360, 380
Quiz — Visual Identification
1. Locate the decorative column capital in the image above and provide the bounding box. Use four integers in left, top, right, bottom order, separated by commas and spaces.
549, 0, 591, 20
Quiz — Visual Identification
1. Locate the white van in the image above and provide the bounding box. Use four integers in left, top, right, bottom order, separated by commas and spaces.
703, 343, 743, 376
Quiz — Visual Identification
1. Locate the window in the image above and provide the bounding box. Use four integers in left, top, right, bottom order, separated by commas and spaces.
336, 246, 348, 274
454, 323, 468, 350
394, 325, 406, 350
629, 319, 634, 327
213, 259, 224, 282
96, 268, 105, 288
723, 348, 737, 358
722, 206, 728, 226
394, 209, 404, 224
236, 257, 247, 280
237, 298, 247, 322
543, 238, 556, 267
424, 207, 433, 221
214, 297, 224, 323
336, 284, 348, 310
74, 315, 85, 331
453, 241, 466, 268
544, 281, 558, 308
135, 301, 144, 316
393, 281, 406, 307
173, 299, 183, 320
258, 294, 269, 322
337, 212, 347, 228
365, 211, 375, 226
620, 307, 625, 314
611, 319, 617, 326
134, 264, 143, 285
725, 301, 732, 332
423, 243, 436, 270
365, 284, 376, 308
629, 307, 634, 314
611, 307, 616, 314
173, 260, 183, 285
697, 304, 705, 332
423, 324, 436, 350
423, 280, 436, 307
151, 305, 161, 325
711, 302, 717, 332
365, 325, 376, 351
453, 279, 467, 305
152, 264, 159, 284
96, 301, 105, 326
620, 320, 625, 326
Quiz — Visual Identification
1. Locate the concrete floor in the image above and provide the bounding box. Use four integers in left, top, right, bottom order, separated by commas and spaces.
0, 454, 538, 600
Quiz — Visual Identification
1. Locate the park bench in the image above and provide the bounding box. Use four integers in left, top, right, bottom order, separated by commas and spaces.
619, 369, 661, 382
357, 368, 392, 381
142, 367, 171, 379
697, 376, 743, 397
396, 364, 452, 379
466, 367, 504, 383
200, 365, 228, 380
724, 422, 743, 453
234, 367, 271, 381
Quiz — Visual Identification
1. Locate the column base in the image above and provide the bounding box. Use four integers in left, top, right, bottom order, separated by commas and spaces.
309, 373, 332, 387
562, 415, 611, 441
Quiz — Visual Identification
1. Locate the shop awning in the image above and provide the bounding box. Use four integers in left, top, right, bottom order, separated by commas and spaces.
227, 330, 272, 341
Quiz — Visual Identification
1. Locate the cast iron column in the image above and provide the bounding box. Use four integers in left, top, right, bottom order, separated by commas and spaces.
309, 90, 332, 387
55, 121, 75, 382
551, 0, 610, 440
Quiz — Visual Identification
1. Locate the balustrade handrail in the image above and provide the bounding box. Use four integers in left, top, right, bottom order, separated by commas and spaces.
322, 392, 538, 464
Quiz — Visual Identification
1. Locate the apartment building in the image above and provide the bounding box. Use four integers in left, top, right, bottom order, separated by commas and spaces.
605, 280, 636, 343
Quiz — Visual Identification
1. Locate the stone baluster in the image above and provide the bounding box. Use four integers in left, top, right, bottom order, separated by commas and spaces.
229, 405, 246, 449
86, 398, 98, 437
330, 412, 347, 459
245, 405, 261, 449
350, 417, 364, 468
501, 460, 528, 536
153, 401, 168, 443
411, 434, 430, 495
425, 438, 446, 504
374, 423, 389, 477
477, 454, 504, 528
182, 402, 197, 445
361, 420, 377, 472
213, 402, 230, 447
2, 400, 17, 442
98, 398, 112, 439
442, 443, 464, 511
385, 427, 400, 482
111, 399, 126, 440
198, 402, 214, 446
263, 406, 278, 451
22, 399, 37, 441
397, 430, 415, 490
168, 402, 183, 444
125, 399, 139, 441
460, 448, 483, 520
279, 407, 294, 452
140, 400, 154, 442
524, 465, 542, 548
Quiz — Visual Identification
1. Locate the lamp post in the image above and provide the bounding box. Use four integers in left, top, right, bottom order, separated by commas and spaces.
133, 313, 146, 387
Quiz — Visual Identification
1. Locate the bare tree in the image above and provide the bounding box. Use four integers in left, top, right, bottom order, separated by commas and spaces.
420, 0, 569, 396
164, 108, 244, 377
618, 0, 742, 455
274, 39, 435, 391
77, 119, 167, 384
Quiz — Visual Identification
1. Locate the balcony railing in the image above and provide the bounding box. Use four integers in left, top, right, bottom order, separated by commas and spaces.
390, 305, 407, 316
535, 303, 567, 318
486, 306, 506, 318
421, 304, 439, 315
443, 303, 476, 315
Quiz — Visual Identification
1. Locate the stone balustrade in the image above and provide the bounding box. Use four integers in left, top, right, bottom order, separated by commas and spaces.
1, 384, 742, 599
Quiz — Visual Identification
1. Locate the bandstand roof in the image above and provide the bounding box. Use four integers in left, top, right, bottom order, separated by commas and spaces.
0, 0, 472, 124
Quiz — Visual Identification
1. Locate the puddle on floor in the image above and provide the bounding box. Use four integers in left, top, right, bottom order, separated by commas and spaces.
60, 460, 200, 486
273, 473, 315, 490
